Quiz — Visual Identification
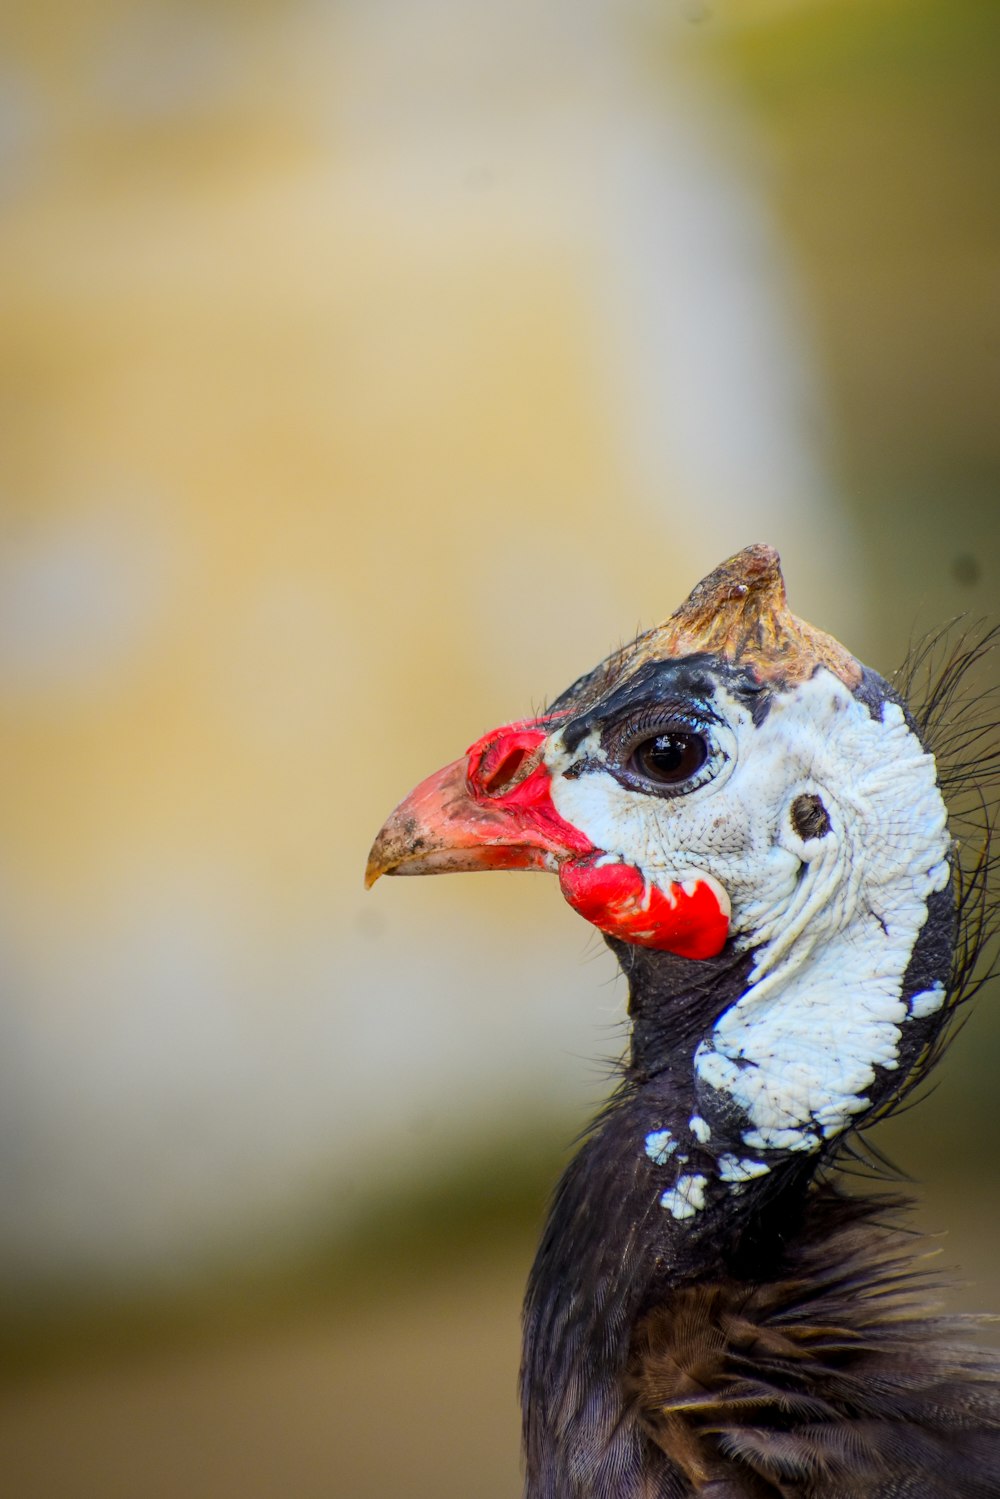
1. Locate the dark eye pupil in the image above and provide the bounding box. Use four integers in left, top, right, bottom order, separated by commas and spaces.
633, 731, 707, 785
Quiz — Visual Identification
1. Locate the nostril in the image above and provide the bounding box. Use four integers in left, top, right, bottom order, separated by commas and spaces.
481, 746, 529, 796
465, 724, 549, 802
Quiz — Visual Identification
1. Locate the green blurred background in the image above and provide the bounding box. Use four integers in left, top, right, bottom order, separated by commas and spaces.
0, 1, 998, 1495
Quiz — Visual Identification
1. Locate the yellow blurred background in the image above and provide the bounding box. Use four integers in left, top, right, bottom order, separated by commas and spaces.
0, 1, 998, 1495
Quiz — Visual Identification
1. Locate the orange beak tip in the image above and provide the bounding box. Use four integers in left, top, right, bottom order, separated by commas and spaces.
363, 829, 408, 888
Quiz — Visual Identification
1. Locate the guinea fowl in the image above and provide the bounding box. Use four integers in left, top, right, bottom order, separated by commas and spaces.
366, 544, 1000, 1498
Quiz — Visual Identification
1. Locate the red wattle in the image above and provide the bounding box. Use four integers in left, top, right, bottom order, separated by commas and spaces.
558, 855, 729, 959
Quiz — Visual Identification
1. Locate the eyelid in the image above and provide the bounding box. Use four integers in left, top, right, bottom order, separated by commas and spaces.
601, 704, 715, 759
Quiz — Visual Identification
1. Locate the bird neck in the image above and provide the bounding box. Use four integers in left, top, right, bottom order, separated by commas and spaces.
521, 945, 810, 1498
620, 940, 756, 1078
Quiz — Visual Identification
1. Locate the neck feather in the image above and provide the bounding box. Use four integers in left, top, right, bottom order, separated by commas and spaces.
521, 945, 812, 1498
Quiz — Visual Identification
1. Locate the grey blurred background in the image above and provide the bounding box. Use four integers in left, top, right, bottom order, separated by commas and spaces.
0, 1, 997, 1496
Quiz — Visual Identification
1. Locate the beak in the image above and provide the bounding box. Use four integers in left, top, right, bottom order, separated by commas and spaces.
364, 717, 592, 887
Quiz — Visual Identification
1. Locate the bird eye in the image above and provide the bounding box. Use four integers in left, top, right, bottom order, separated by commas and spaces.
597, 705, 730, 799
630, 731, 707, 786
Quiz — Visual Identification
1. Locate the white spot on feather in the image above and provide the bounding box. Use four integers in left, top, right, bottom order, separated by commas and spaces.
908, 983, 946, 1019
718, 1154, 770, 1184
688, 1114, 711, 1143
644, 1129, 676, 1164
741, 1126, 819, 1152
660, 1173, 708, 1219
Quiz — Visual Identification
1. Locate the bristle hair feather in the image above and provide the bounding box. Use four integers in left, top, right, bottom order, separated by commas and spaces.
842, 622, 1000, 1145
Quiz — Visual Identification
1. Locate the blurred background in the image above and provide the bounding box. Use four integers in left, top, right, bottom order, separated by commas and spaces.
0, 0, 998, 1494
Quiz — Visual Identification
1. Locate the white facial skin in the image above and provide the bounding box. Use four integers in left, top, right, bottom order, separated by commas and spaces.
543, 668, 951, 1163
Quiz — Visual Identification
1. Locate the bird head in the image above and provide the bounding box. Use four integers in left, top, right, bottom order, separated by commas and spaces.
367, 544, 953, 1164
